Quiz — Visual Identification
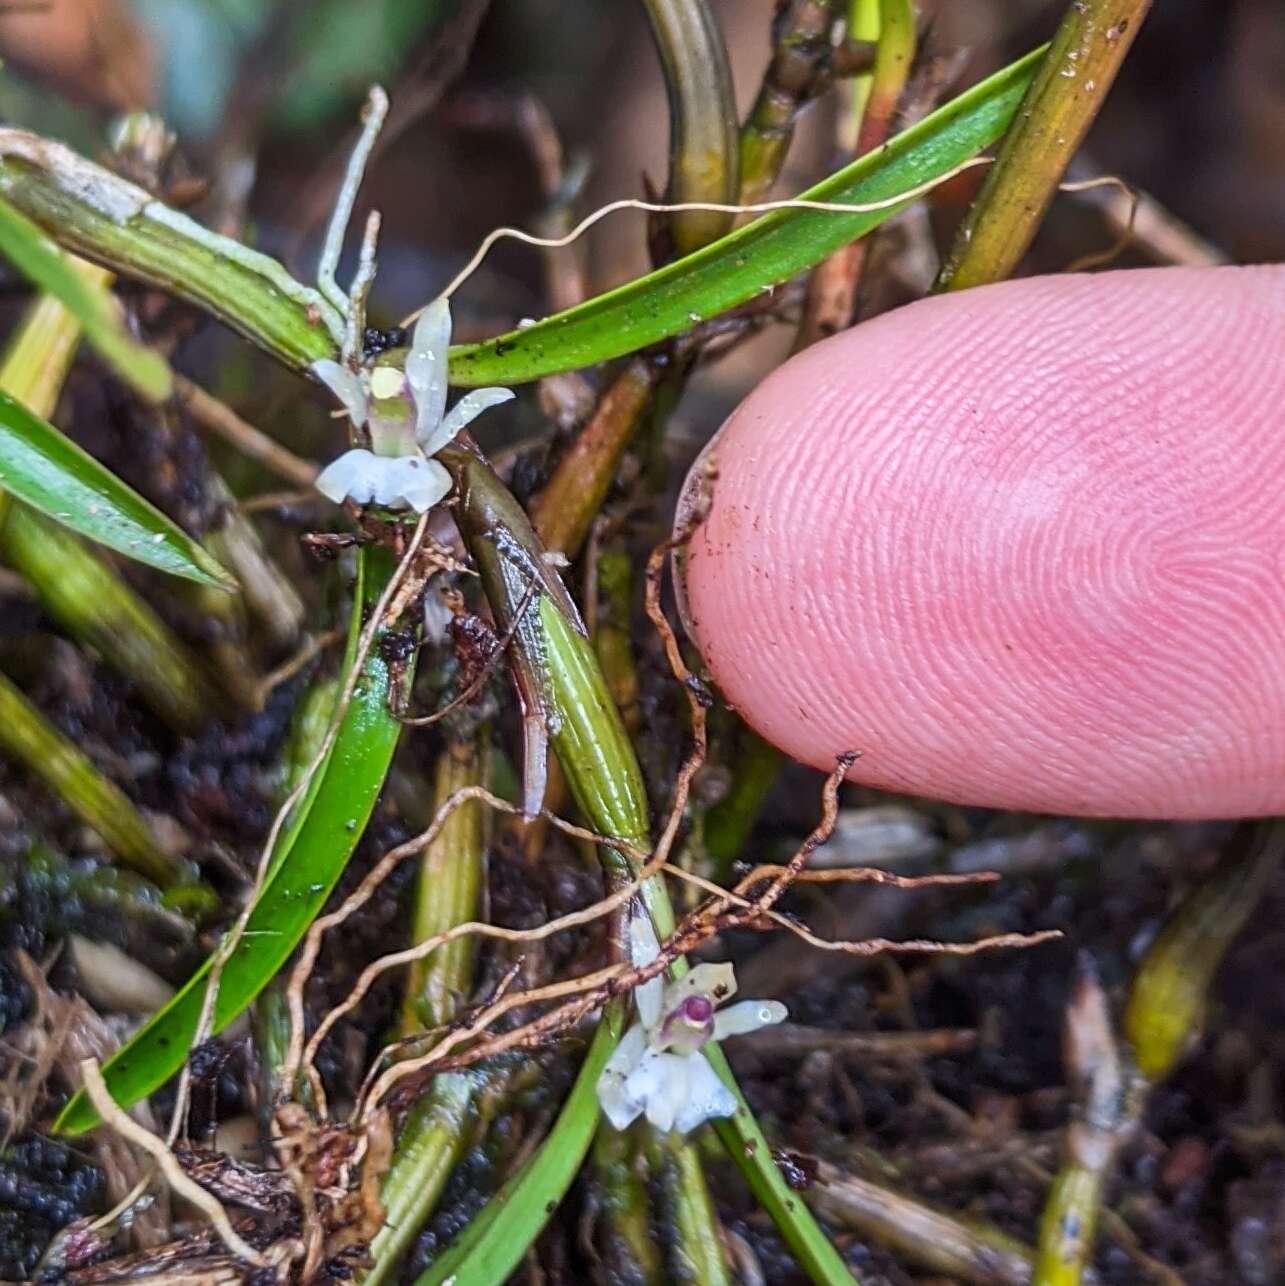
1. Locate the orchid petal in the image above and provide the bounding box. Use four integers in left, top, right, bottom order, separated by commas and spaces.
423, 387, 515, 455
407, 297, 451, 442
315, 450, 451, 512
666, 963, 737, 1011
633, 1051, 686, 1134
628, 913, 664, 1030
597, 1022, 649, 1130
636, 975, 664, 1033
312, 358, 368, 428
712, 999, 788, 1040
674, 1053, 738, 1134
629, 913, 661, 968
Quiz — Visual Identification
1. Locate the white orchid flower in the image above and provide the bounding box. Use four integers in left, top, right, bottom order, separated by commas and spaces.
597, 913, 787, 1135
313, 297, 514, 512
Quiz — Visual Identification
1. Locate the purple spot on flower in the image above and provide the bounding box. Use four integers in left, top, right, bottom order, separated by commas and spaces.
682, 996, 714, 1024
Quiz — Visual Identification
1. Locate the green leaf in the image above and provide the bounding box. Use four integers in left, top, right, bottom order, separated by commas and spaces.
447, 47, 1042, 387
54, 545, 412, 1135
413, 1004, 625, 1286
0, 197, 171, 401
0, 388, 233, 589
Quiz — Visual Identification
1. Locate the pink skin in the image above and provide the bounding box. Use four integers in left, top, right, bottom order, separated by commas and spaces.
681, 266, 1285, 819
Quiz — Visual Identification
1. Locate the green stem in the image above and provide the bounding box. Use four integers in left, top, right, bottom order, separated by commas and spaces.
641, 0, 740, 255
0, 143, 338, 372
935, 0, 1152, 291
1124, 819, 1284, 1083
364, 737, 493, 1284
739, 0, 844, 206
0, 503, 220, 731
399, 739, 490, 1034
1033, 1167, 1108, 1286
1035, 822, 1282, 1285
590, 1123, 666, 1284
367, 1072, 478, 1286
704, 1044, 856, 1285
414, 1003, 626, 1286
796, 0, 915, 348
646, 1129, 733, 1285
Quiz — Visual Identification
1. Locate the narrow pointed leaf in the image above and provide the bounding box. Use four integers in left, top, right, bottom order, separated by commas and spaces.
414, 1005, 625, 1286
0, 388, 233, 588
0, 51, 1034, 396
54, 545, 413, 1135
447, 47, 1042, 387
0, 196, 171, 400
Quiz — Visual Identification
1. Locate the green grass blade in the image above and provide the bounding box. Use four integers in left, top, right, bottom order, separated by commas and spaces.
0, 196, 171, 401
0, 388, 233, 588
413, 1004, 626, 1286
0, 52, 1033, 396
54, 545, 411, 1135
447, 47, 1042, 387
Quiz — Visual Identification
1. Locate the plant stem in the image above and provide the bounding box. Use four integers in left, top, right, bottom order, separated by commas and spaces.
528, 359, 657, 560
589, 1123, 666, 1285
399, 738, 491, 1034
702, 1045, 857, 1285
363, 731, 497, 1284
1034, 821, 1282, 1284
796, 0, 915, 348
0, 145, 339, 371
641, 0, 740, 255
739, 0, 845, 207
367, 1072, 478, 1286
0, 672, 177, 885
202, 475, 306, 650
414, 1003, 627, 1286
1124, 820, 1284, 1083
0, 504, 220, 731
809, 1159, 1033, 1284
935, 0, 1152, 291
1033, 956, 1130, 1286
445, 446, 858, 1285
646, 1129, 733, 1285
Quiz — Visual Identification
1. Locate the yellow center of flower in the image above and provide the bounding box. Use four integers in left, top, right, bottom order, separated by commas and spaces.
369, 366, 407, 400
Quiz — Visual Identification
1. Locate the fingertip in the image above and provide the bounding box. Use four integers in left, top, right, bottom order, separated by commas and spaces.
683, 265, 1285, 818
